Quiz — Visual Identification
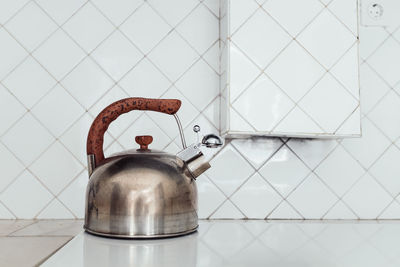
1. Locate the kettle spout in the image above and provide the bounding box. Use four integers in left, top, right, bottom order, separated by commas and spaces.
177, 144, 211, 179
186, 156, 211, 178
177, 133, 223, 178
176, 124, 223, 178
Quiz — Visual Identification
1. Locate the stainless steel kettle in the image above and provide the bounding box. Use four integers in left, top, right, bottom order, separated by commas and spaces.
84, 97, 222, 238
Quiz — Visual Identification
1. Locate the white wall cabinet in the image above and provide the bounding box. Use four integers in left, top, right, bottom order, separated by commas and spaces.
220, 0, 361, 138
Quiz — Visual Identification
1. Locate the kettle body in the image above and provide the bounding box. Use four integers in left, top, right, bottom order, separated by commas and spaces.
84, 98, 220, 238
85, 151, 198, 238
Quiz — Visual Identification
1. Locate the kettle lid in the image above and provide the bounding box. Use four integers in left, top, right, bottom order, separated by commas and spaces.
109, 135, 170, 158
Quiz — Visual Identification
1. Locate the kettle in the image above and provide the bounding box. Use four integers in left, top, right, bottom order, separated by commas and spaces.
84, 97, 222, 238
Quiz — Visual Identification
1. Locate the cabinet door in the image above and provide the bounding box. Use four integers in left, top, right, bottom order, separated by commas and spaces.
220, 0, 360, 138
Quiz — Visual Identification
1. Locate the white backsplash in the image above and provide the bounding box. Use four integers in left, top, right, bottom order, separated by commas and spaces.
221, 0, 361, 138
0, 0, 400, 220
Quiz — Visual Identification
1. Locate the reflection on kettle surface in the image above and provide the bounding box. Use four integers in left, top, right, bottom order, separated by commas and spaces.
83, 232, 198, 267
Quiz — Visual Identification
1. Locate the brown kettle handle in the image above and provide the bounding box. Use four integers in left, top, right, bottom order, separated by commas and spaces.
87, 98, 181, 166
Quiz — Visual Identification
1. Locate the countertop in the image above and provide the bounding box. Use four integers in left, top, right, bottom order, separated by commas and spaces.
0, 220, 83, 267
42, 220, 400, 267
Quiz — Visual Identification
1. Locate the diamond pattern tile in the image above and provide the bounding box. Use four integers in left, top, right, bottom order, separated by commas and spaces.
0, 28, 28, 79
259, 145, 310, 197
5, 2, 57, 52
369, 145, 400, 197
196, 175, 226, 219
91, 31, 143, 81
91, 0, 144, 26
37, 198, 74, 219
341, 118, 391, 168
297, 8, 355, 68
61, 56, 114, 109
394, 27, 400, 42
268, 200, 303, 219
232, 9, 291, 68
33, 29, 86, 80
2, 0, 400, 220
210, 200, 244, 219
1, 113, 54, 166
286, 139, 338, 170
263, 0, 323, 36
343, 173, 393, 219
3, 56, 57, 109
336, 106, 361, 135
148, 31, 198, 81
58, 172, 87, 218
359, 63, 390, 115
202, 0, 218, 17
120, 3, 171, 54
58, 113, 93, 165
0, 84, 26, 136
330, 43, 360, 98
229, 44, 261, 100
147, 0, 198, 27
368, 37, 400, 87
328, 0, 358, 36
231, 173, 282, 218
0, 202, 15, 219
206, 144, 254, 196
119, 58, 171, 98
232, 75, 295, 131
315, 145, 365, 197
63, 2, 114, 53
31, 85, 85, 137
175, 59, 219, 111
30, 141, 83, 195
358, 26, 388, 60
298, 74, 359, 133
231, 138, 283, 169
379, 200, 400, 219
266, 41, 326, 102
287, 173, 338, 219
0, 171, 53, 218
202, 41, 219, 73
176, 4, 218, 54
35, 0, 86, 25
368, 90, 400, 141
274, 106, 324, 134
324, 200, 357, 219
228, 0, 258, 33
0, 0, 30, 24
0, 142, 24, 192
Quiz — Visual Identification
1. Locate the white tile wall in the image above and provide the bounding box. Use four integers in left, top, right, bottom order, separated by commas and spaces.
221, 0, 361, 137
0, 0, 400, 220
0, 0, 219, 219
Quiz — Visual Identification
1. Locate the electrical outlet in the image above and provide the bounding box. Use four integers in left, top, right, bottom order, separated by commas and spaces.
361, 0, 400, 27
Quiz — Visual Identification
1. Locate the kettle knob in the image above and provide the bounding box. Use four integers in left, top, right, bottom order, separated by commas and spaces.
135, 135, 153, 150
